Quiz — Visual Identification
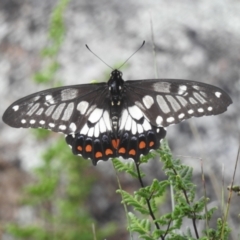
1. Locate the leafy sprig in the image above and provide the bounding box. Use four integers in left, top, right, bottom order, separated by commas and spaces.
113, 140, 231, 239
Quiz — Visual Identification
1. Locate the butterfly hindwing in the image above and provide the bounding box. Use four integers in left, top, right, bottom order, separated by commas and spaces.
65, 103, 117, 165
66, 102, 167, 165
116, 106, 167, 162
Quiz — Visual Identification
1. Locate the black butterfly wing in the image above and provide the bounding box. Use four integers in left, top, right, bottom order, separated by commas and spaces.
124, 79, 232, 127
2, 83, 110, 134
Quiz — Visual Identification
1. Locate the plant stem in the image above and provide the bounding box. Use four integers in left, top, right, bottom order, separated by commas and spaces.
135, 162, 164, 240
172, 169, 199, 239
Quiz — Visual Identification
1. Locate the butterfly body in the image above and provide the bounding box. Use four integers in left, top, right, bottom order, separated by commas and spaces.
2, 69, 232, 165
108, 70, 125, 133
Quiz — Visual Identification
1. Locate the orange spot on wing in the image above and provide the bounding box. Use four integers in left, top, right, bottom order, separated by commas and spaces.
129, 149, 136, 156
112, 139, 120, 149
77, 146, 83, 151
118, 147, 126, 154
149, 141, 154, 147
85, 145, 92, 152
105, 149, 113, 155
95, 152, 103, 158
139, 141, 146, 149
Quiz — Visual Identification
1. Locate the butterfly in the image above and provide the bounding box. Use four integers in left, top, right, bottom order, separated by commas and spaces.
2, 69, 232, 165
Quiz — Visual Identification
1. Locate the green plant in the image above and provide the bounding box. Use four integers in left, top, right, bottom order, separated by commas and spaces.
113, 140, 232, 240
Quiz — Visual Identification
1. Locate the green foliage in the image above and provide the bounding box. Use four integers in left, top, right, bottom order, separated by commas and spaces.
34, 0, 70, 85
204, 218, 231, 240
7, 137, 114, 239
113, 158, 140, 178
128, 212, 153, 240
113, 140, 231, 239
6, 225, 49, 239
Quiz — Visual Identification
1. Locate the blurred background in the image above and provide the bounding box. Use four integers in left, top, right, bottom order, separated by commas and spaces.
0, 0, 239, 239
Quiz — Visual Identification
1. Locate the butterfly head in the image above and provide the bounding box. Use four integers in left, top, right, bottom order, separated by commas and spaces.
108, 70, 124, 106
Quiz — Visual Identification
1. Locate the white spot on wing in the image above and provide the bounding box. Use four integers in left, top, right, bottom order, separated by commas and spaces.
153, 82, 171, 93
200, 91, 207, 98
88, 127, 94, 137
178, 85, 187, 94
30, 119, 36, 124
77, 101, 89, 115
27, 103, 40, 116
52, 103, 66, 120
12, 105, 19, 111
88, 108, 103, 124
59, 125, 66, 130
156, 116, 163, 125
39, 120, 45, 125
198, 108, 204, 113
49, 123, 55, 127
178, 113, 185, 119
189, 97, 197, 104
215, 91, 222, 98
69, 122, 77, 132
32, 96, 40, 102
142, 95, 154, 109
61, 89, 78, 101
193, 85, 200, 91
193, 92, 206, 104
137, 124, 143, 133
119, 109, 128, 130
176, 96, 188, 107
166, 117, 174, 123
62, 102, 74, 121
166, 95, 181, 111
142, 119, 151, 131
131, 120, 137, 134
125, 116, 132, 131
188, 109, 194, 114
36, 108, 44, 115
103, 111, 111, 130
128, 105, 143, 120
45, 105, 56, 116
45, 95, 52, 100
99, 118, 106, 133
80, 123, 89, 135
208, 106, 213, 111
156, 95, 170, 113
21, 119, 26, 124
45, 95, 55, 104
94, 123, 100, 137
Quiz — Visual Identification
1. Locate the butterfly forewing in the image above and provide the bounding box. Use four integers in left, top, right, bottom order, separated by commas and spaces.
124, 79, 232, 127
2, 83, 109, 134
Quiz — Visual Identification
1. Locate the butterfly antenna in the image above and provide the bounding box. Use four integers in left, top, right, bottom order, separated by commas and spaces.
118, 40, 145, 70
85, 44, 113, 70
